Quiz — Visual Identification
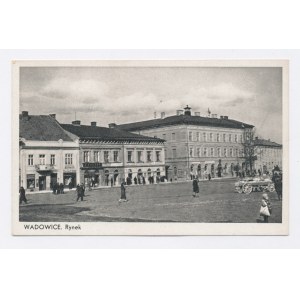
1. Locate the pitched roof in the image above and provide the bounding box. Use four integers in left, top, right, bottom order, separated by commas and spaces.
117, 114, 254, 131
60, 124, 165, 143
19, 115, 73, 141
254, 138, 282, 147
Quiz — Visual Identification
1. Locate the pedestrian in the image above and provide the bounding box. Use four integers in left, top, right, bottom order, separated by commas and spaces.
142, 176, 146, 185
259, 193, 271, 223
52, 182, 57, 194
59, 182, 64, 194
192, 177, 199, 197
119, 180, 127, 202
274, 175, 282, 201
134, 176, 137, 185
76, 184, 83, 201
208, 173, 211, 181
19, 186, 27, 204
110, 177, 113, 187
80, 183, 85, 196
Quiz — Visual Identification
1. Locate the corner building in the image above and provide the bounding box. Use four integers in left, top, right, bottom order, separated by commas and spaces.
118, 106, 254, 181
61, 121, 166, 186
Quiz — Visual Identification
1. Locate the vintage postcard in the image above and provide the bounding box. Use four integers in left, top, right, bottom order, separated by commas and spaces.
12, 60, 288, 235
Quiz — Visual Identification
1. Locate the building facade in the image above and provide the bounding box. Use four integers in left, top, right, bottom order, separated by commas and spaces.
118, 106, 255, 180
19, 112, 80, 191
253, 138, 282, 173
61, 121, 166, 186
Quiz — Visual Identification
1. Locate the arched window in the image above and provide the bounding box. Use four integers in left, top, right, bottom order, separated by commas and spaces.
156, 168, 161, 176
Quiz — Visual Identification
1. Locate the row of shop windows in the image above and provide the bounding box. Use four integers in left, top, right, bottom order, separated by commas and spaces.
27, 154, 73, 166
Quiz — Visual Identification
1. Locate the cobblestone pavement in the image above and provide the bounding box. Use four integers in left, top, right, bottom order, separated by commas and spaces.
19, 179, 282, 223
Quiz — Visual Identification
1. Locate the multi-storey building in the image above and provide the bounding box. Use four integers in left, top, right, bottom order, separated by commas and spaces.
61, 121, 166, 186
19, 112, 80, 191
118, 106, 255, 180
253, 138, 282, 173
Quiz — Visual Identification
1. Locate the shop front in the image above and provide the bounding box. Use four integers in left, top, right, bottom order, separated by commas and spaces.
81, 162, 103, 187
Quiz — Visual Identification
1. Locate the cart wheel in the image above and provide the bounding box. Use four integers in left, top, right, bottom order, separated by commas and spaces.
242, 183, 253, 194
237, 187, 243, 194
267, 183, 275, 192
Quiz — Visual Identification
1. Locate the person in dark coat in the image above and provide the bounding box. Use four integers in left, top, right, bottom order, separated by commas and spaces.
52, 182, 57, 194
76, 184, 84, 201
274, 175, 282, 201
142, 176, 146, 185
59, 183, 64, 194
134, 177, 137, 185
192, 177, 199, 197
19, 186, 27, 204
119, 180, 127, 202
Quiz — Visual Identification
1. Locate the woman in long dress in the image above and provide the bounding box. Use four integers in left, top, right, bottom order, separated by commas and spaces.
119, 180, 127, 202
192, 177, 199, 197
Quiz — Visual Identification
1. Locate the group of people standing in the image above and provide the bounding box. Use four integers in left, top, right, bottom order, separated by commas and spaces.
52, 182, 65, 195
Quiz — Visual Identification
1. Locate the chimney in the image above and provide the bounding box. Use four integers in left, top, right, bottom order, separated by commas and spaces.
194, 112, 200, 116
161, 112, 165, 119
49, 114, 56, 119
184, 105, 191, 116
72, 120, 81, 125
21, 111, 29, 120
91, 121, 97, 126
109, 123, 117, 128
176, 110, 184, 116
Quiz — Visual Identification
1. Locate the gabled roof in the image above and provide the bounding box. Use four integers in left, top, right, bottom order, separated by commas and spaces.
117, 114, 254, 131
19, 115, 73, 142
254, 138, 282, 148
60, 124, 165, 143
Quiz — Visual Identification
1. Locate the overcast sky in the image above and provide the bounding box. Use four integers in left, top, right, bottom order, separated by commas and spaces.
20, 66, 282, 143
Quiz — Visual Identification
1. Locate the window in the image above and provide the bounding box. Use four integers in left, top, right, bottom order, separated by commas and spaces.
137, 151, 143, 162
171, 133, 176, 140
189, 147, 193, 157
229, 134, 232, 142
223, 148, 227, 157
196, 132, 200, 142
203, 132, 207, 142
210, 147, 214, 157
113, 151, 119, 162
104, 151, 109, 163
216, 133, 220, 142
223, 133, 226, 142
94, 151, 100, 162
65, 153, 73, 165
235, 134, 238, 143
188, 132, 193, 141
147, 151, 152, 162
28, 154, 33, 166
83, 151, 89, 163
39, 154, 45, 165
50, 154, 55, 165
229, 148, 233, 157
162, 133, 166, 140
210, 133, 213, 142
172, 148, 177, 158
197, 148, 201, 157
240, 134, 243, 143
156, 151, 161, 162
127, 150, 133, 162
203, 147, 207, 157
217, 148, 221, 157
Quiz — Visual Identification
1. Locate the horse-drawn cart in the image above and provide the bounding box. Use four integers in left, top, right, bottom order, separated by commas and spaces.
235, 177, 275, 194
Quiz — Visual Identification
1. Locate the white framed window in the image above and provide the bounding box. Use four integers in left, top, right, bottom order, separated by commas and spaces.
196, 132, 200, 142
217, 148, 221, 157
188, 132, 193, 141
210, 147, 214, 157
229, 134, 232, 142
39, 154, 46, 165
65, 153, 73, 165
189, 147, 193, 157
203, 147, 207, 157
94, 151, 100, 162
224, 148, 227, 157
172, 148, 177, 158
137, 150, 143, 162
127, 150, 133, 162
156, 151, 161, 162
28, 154, 33, 166
210, 133, 213, 142
203, 132, 207, 142
104, 151, 109, 163
235, 134, 238, 143
83, 151, 89, 163
197, 148, 201, 157
223, 133, 226, 142
147, 151, 152, 162
113, 150, 119, 162
229, 148, 233, 157
50, 154, 55, 165
216, 133, 220, 142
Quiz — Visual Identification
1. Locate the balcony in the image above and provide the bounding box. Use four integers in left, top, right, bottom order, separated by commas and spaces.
35, 164, 55, 172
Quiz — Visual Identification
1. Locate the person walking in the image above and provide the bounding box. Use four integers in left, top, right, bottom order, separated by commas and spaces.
274, 174, 282, 201
260, 193, 271, 223
76, 184, 84, 201
19, 186, 28, 204
119, 180, 127, 202
192, 177, 199, 197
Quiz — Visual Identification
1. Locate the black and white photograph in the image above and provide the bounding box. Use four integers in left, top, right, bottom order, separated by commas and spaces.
12, 60, 288, 235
